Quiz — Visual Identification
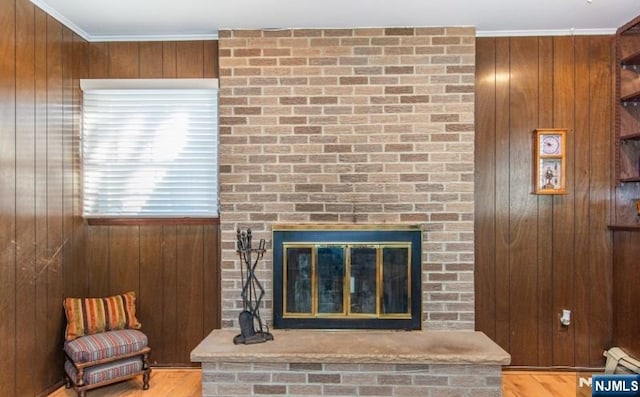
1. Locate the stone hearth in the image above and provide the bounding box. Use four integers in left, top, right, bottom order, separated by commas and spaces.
191, 329, 510, 397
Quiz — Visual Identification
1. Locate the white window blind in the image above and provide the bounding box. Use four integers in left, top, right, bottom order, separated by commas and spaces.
81, 79, 219, 218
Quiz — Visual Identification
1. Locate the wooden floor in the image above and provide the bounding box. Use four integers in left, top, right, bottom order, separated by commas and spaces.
50, 369, 582, 396
503, 371, 590, 397
49, 369, 202, 397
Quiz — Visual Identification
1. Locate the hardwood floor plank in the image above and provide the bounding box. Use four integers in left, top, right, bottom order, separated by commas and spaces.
503, 371, 579, 397
48, 369, 202, 397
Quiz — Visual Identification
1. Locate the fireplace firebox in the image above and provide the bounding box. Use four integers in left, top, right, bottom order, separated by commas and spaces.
272, 225, 422, 330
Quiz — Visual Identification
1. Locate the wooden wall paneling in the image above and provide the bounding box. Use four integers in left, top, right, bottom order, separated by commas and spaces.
162, 226, 179, 364
573, 35, 593, 367
537, 36, 555, 367
108, 227, 141, 294
204, 41, 219, 78
0, 0, 17, 394
138, 40, 165, 365
88, 42, 109, 78
161, 41, 179, 365
61, 26, 74, 306
163, 42, 177, 77
70, 34, 89, 297
108, 42, 140, 78
140, 42, 163, 78
203, 225, 221, 335
494, 37, 512, 352
587, 36, 614, 366
176, 44, 207, 364
86, 42, 110, 297
475, 35, 614, 368
139, 227, 165, 365
86, 226, 111, 296
46, 15, 66, 386
177, 41, 205, 77
508, 37, 541, 365
176, 226, 205, 365
474, 37, 497, 340
15, 1, 37, 395
613, 231, 640, 357
34, 6, 50, 391
552, 36, 576, 366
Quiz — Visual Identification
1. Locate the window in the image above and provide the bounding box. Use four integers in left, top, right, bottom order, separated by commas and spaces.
80, 79, 219, 220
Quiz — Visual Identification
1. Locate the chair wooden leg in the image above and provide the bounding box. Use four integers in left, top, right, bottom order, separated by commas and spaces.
65, 376, 72, 389
142, 351, 151, 390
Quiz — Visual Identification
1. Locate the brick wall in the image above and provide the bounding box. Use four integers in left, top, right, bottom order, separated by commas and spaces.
218, 27, 475, 331
201, 362, 502, 397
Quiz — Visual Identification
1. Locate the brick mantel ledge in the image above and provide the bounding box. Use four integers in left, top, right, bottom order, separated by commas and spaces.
191, 330, 510, 365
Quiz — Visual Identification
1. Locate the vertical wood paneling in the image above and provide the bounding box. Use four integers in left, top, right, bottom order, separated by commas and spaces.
108, 42, 139, 77
86, 41, 110, 298
588, 37, 614, 366
536, 36, 554, 367
70, 33, 89, 297
34, 6, 50, 391
81, 40, 220, 365
0, 0, 17, 394
203, 225, 221, 335
475, 35, 615, 367
46, 15, 66, 386
0, 0, 89, 395
15, 1, 36, 395
551, 36, 576, 366
177, 41, 205, 77
204, 41, 219, 78
162, 225, 179, 363
573, 36, 592, 367
508, 37, 540, 364
139, 227, 165, 364
176, 225, 204, 364
474, 38, 497, 341
137, 40, 165, 365
109, 227, 140, 293
494, 37, 511, 351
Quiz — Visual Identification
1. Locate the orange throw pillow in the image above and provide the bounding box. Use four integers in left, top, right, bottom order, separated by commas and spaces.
63, 291, 142, 341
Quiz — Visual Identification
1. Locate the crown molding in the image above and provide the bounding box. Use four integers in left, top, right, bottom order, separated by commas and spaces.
30, 0, 92, 40
476, 28, 616, 37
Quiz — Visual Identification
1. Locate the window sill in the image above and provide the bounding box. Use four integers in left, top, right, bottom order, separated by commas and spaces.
86, 217, 220, 226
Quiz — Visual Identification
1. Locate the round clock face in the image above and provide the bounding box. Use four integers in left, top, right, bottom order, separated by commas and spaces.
541, 135, 561, 155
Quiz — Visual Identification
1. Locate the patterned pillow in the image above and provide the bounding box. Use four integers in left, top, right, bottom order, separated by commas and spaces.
63, 291, 142, 341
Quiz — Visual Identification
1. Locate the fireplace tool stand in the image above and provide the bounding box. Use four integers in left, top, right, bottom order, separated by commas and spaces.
233, 228, 274, 345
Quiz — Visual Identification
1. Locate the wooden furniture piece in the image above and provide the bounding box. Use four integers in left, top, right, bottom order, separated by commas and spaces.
64, 330, 151, 397
615, 15, 640, 225
62, 292, 151, 396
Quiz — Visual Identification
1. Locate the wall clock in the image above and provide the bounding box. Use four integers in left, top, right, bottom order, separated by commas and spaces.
533, 128, 567, 195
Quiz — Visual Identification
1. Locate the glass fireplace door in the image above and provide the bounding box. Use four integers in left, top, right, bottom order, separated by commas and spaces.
283, 243, 411, 319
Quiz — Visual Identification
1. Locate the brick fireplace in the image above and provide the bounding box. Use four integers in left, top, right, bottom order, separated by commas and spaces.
218, 26, 476, 332
193, 26, 509, 397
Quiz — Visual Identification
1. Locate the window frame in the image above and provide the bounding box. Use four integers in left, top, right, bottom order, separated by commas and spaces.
80, 78, 220, 225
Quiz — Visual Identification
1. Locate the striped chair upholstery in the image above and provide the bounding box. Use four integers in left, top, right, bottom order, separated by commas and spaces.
65, 356, 143, 386
64, 329, 148, 363
63, 295, 151, 397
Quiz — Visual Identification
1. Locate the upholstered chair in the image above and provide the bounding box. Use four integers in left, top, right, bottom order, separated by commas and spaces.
62, 291, 151, 397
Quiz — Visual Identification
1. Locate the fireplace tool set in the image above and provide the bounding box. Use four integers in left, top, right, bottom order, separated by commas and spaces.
234, 228, 274, 345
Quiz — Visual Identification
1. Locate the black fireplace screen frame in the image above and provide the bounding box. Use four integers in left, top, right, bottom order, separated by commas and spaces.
272, 225, 422, 330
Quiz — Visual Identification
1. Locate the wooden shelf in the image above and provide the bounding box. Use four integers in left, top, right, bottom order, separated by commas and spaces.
608, 224, 640, 231
621, 91, 640, 102
620, 176, 640, 183
622, 50, 640, 65
620, 132, 640, 141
